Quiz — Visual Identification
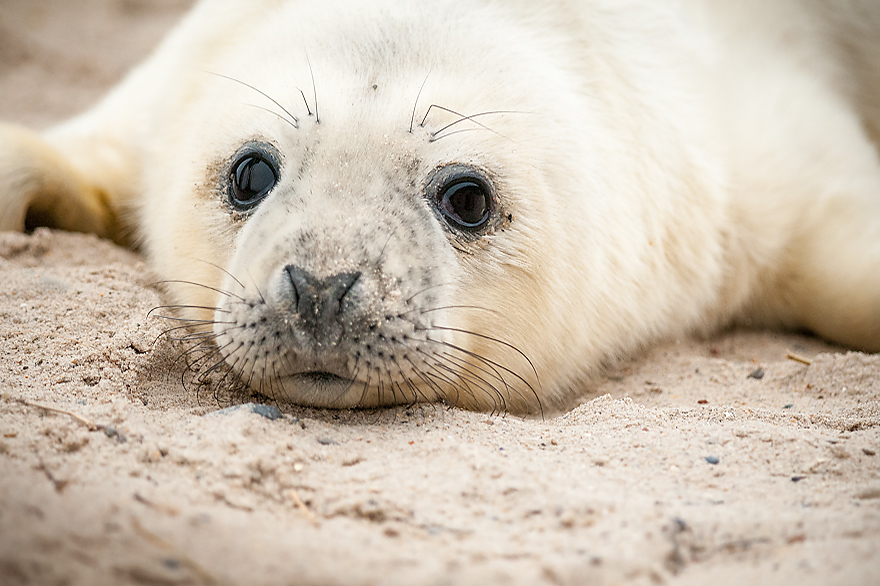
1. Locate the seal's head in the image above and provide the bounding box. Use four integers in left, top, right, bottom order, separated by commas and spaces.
141, 0, 724, 413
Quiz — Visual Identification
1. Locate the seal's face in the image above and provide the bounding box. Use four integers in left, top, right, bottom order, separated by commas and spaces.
142, 2, 587, 413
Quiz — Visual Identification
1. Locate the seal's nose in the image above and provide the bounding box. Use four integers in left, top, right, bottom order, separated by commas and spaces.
283, 265, 361, 341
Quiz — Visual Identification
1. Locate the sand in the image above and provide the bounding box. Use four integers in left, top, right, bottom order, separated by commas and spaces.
0, 1, 878, 584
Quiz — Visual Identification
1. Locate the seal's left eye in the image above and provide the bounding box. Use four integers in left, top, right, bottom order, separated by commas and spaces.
427, 165, 495, 233
229, 151, 278, 210
440, 179, 490, 229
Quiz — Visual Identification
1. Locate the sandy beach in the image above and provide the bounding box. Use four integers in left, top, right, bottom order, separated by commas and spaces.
1, 2, 878, 584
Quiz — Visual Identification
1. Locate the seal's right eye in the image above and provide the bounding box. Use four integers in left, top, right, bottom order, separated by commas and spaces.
229, 150, 278, 210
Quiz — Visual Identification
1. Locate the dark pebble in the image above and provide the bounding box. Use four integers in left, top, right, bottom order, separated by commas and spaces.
791, 476, 806, 482
210, 403, 283, 421
705, 456, 720, 465
783, 404, 794, 410
103, 426, 127, 443
747, 368, 765, 380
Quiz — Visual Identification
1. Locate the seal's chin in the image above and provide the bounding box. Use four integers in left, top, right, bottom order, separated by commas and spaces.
281, 371, 362, 408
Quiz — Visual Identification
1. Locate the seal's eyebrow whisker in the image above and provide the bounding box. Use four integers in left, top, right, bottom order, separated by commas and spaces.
427, 128, 481, 141
304, 52, 319, 123
242, 103, 299, 130
409, 71, 432, 134
419, 104, 520, 143
205, 71, 299, 127
431, 109, 529, 139
297, 88, 313, 117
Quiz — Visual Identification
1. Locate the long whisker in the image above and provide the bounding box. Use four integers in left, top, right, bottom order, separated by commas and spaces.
428, 325, 541, 387
431, 109, 527, 138
205, 71, 299, 127
421, 332, 544, 417
420, 104, 514, 143
191, 258, 247, 291
410, 71, 432, 133
297, 88, 313, 116
241, 103, 298, 131
153, 280, 245, 302
404, 282, 453, 305
148, 305, 227, 317
305, 52, 319, 123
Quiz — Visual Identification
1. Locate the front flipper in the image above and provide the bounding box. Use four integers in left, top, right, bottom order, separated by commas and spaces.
0, 123, 127, 245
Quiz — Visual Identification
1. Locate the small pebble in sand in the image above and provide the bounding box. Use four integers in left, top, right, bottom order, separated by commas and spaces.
747, 368, 765, 380
705, 456, 720, 465
209, 403, 283, 420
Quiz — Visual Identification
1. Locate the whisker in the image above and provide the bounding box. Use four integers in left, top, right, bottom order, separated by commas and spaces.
421, 332, 544, 418
404, 282, 452, 305
205, 71, 299, 127
431, 109, 527, 138
416, 305, 503, 318
297, 88, 313, 116
242, 103, 298, 130
428, 325, 541, 387
153, 280, 245, 302
191, 258, 247, 291
305, 52, 319, 123
148, 305, 227, 317
419, 104, 514, 143
149, 315, 232, 325
421, 349, 506, 413
409, 71, 432, 134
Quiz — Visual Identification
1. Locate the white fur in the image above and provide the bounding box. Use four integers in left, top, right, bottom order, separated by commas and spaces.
1, 0, 879, 412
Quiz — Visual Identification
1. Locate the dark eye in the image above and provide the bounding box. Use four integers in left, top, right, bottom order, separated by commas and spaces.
428, 165, 494, 232
440, 179, 490, 229
229, 150, 278, 210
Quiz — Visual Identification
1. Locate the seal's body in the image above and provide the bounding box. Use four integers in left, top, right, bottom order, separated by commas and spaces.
2, 0, 879, 412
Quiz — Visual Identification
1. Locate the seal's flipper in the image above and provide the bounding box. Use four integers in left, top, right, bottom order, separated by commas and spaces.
0, 123, 128, 245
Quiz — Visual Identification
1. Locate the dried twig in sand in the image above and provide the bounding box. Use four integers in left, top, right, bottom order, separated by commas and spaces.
786, 351, 812, 366
10, 396, 102, 431
288, 489, 320, 526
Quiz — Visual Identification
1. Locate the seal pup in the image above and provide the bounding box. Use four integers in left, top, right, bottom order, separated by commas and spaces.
1, 0, 879, 414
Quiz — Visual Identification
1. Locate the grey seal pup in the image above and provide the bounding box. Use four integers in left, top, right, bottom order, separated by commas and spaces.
1, 0, 879, 413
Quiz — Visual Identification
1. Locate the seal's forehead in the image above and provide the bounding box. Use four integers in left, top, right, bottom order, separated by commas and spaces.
205, 0, 546, 112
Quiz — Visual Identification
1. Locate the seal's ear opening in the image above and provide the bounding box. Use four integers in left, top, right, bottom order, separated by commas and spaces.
0, 123, 125, 245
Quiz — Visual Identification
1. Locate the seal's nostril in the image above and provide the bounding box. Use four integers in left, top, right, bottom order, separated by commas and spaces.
283, 265, 361, 326
333, 271, 361, 306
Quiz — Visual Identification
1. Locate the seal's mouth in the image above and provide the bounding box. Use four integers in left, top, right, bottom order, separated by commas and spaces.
295, 371, 352, 385
280, 371, 362, 407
